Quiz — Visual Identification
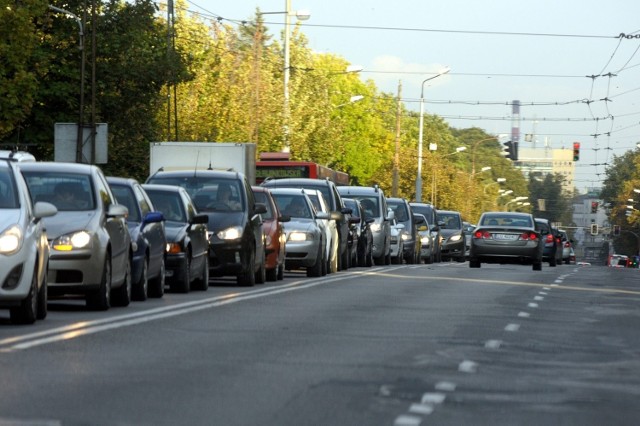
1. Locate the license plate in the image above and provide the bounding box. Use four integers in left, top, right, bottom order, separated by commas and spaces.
494, 233, 518, 241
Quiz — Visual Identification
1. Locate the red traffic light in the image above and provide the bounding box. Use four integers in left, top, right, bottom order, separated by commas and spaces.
573, 142, 580, 161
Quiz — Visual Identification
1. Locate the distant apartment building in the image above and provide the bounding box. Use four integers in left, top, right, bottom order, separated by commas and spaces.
514, 145, 575, 193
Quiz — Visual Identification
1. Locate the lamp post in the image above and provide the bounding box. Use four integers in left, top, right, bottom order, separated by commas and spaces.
431, 146, 466, 205
416, 67, 450, 202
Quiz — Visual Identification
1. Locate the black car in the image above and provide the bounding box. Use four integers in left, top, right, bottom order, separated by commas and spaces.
436, 210, 466, 262
387, 197, 422, 264
107, 177, 167, 300
343, 198, 374, 267
261, 178, 352, 270
535, 218, 562, 267
146, 170, 267, 286
142, 184, 210, 293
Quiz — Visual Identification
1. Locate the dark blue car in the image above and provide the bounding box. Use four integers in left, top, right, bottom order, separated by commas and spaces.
107, 177, 167, 300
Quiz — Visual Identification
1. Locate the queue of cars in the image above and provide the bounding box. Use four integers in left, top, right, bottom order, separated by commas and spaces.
2, 150, 581, 324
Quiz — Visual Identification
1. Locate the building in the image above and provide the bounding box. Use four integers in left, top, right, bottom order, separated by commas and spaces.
514, 145, 575, 193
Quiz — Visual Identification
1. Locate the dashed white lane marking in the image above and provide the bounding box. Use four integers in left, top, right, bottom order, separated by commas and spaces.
534, 295, 544, 301
421, 393, 446, 404
518, 311, 530, 318
459, 360, 478, 373
435, 381, 457, 392
394, 415, 422, 426
505, 323, 520, 332
409, 404, 433, 415
528, 302, 539, 308
554, 280, 562, 283
543, 287, 551, 290
539, 291, 548, 295
484, 339, 502, 349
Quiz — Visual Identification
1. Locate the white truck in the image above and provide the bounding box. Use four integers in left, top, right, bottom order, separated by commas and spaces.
149, 142, 257, 184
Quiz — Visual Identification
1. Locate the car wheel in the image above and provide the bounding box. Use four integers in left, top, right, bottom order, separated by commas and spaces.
469, 259, 481, 268
36, 261, 48, 320
112, 256, 132, 307
456, 255, 465, 263
255, 251, 266, 284
10, 267, 38, 325
87, 255, 111, 311
533, 261, 542, 271
308, 245, 324, 277
193, 256, 210, 291
148, 256, 165, 298
172, 255, 191, 293
132, 256, 149, 301
237, 246, 256, 287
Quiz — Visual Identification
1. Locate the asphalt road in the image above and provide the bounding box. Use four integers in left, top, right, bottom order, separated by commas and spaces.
1, 262, 639, 425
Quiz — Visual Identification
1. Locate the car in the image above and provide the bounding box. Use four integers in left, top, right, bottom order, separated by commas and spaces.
387, 197, 421, 264
0, 157, 57, 324
337, 185, 393, 265
304, 188, 340, 274
142, 184, 210, 292
409, 202, 442, 262
436, 210, 466, 262
415, 213, 434, 264
342, 198, 374, 267
20, 162, 132, 310
557, 229, 573, 264
608, 254, 629, 268
107, 177, 167, 299
269, 187, 328, 277
146, 170, 267, 286
261, 178, 352, 270
251, 186, 288, 281
462, 222, 475, 259
534, 218, 562, 267
468, 211, 543, 271
389, 217, 405, 264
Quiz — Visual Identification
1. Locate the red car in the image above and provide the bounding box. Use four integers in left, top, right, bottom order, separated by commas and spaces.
252, 186, 288, 281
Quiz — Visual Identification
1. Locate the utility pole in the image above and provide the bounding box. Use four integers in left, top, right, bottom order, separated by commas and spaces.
392, 80, 402, 197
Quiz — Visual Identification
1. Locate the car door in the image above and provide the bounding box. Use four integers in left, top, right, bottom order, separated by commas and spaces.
96, 171, 129, 283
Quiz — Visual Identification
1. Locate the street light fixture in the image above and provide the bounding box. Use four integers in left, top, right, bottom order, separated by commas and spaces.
416, 66, 451, 202
334, 95, 364, 108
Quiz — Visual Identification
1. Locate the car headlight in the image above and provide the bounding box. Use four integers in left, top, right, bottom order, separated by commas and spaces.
0, 225, 22, 255
401, 233, 410, 241
449, 234, 462, 242
166, 242, 184, 254
370, 223, 381, 232
52, 231, 92, 251
217, 226, 243, 240
421, 236, 430, 245
288, 232, 313, 242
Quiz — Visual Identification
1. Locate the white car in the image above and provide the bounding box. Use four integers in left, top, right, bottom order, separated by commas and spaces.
0, 156, 57, 323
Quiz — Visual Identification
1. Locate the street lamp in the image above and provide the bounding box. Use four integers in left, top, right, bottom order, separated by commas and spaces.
416, 66, 451, 202
334, 95, 364, 108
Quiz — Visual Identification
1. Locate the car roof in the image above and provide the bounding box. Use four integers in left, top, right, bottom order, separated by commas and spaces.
0, 150, 36, 162
18, 161, 97, 173
337, 185, 383, 195
141, 183, 185, 193
148, 169, 244, 180
266, 187, 307, 195
261, 178, 333, 187
437, 210, 460, 215
107, 176, 140, 186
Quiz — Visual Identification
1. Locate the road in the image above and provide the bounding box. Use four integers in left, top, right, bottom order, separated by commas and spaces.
1, 262, 639, 425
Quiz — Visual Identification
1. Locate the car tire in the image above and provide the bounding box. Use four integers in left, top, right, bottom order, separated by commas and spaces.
148, 256, 165, 298
266, 266, 277, 282
10, 267, 38, 325
172, 255, 191, 293
87, 255, 111, 311
308, 245, 324, 277
255, 251, 266, 284
237, 246, 256, 287
36, 262, 48, 320
132, 256, 149, 301
469, 259, 481, 268
112, 257, 132, 307
533, 261, 542, 271
193, 256, 210, 291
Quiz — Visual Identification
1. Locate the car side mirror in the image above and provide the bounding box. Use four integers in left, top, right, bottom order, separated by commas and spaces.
278, 214, 291, 223
143, 211, 164, 224
191, 213, 209, 225
254, 202, 267, 215
107, 204, 128, 218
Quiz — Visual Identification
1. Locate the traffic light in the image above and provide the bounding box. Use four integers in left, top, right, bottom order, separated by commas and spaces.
590, 201, 598, 213
590, 223, 598, 235
613, 225, 621, 236
503, 141, 516, 160
573, 142, 580, 161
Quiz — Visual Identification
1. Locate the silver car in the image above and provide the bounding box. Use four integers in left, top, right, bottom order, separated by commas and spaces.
0, 158, 57, 324
337, 185, 393, 265
270, 188, 328, 277
303, 188, 339, 274
20, 162, 132, 310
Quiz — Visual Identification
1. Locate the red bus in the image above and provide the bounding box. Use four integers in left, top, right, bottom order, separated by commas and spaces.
256, 152, 349, 185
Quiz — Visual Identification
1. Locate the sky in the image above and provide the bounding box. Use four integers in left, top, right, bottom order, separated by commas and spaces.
179, 0, 640, 193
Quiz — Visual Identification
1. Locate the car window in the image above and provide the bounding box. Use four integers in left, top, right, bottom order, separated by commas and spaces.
272, 194, 312, 219
111, 184, 141, 222
22, 171, 95, 211
253, 192, 274, 220
146, 190, 186, 222
0, 164, 18, 209
437, 213, 461, 229
389, 202, 409, 223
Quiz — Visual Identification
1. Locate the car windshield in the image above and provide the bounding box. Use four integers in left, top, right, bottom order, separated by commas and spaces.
351, 196, 379, 219
272, 194, 312, 219
253, 192, 274, 220
21, 171, 95, 211
388, 202, 409, 223
145, 190, 186, 222
0, 164, 19, 209
147, 175, 244, 212
437, 213, 461, 229
111, 184, 141, 222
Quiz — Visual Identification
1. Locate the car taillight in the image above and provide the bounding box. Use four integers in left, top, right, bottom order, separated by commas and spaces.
474, 230, 492, 239
520, 232, 538, 241
545, 234, 554, 243
564, 241, 571, 248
